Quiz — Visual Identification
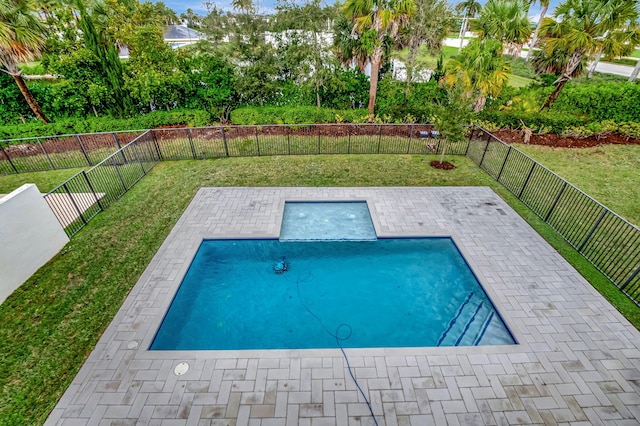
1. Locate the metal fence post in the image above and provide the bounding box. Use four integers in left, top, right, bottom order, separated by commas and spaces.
151, 130, 163, 161
377, 125, 382, 154
577, 209, 607, 252
407, 124, 414, 154
0, 146, 19, 174
222, 128, 229, 157
479, 138, 491, 167
255, 127, 261, 156
111, 156, 128, 192
112, 132, 127, 163
38, 139, 55, 169
317, 125, 321, 154
544, 182, 567, 222
496, 145, 512, 182
620, 265, 640, 291
76, 135, 93, 166
347, 129, 351, 154
518, 162, 537, 198
287, 127, 291, 155
187, 128, 197, 159
83, 170, 104, 211
64, 182, 87, 225
465, 127, 473, 155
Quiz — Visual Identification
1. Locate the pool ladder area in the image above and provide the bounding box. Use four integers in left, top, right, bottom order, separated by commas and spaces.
436, 292, 495, 346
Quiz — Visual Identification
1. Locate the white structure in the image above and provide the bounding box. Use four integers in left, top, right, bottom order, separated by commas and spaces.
0, 184, 69, 304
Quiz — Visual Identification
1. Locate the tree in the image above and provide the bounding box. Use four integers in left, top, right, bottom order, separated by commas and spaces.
473, 0, 532, 57
587, 1, 640, 78
398, 0, 454, 98
526, 0, 551, 62
433, 84, 472, 164
343, 0, 416, 115
443, 38, 510, 111
185, 52, 237, 121
538, 0, 640, 109
125, 25, 189, 111
0, 0, 49, 123
454, 0, 481, 52
332, 15, 373, 72
77, 1, 132, 116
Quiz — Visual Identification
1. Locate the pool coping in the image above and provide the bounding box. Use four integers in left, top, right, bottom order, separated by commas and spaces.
46, 187, 640, 425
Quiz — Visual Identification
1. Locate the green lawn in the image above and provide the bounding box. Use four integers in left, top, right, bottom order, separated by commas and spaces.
507, 74, 534, 88
513, 144, 640, 226
0, 168, 84, 194
1, 154, 639, 424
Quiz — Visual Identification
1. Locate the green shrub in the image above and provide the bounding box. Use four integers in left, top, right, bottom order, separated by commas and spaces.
552, 82, 640, 122
230, 106, 368, 125
476, 110, 590, 134
0, 109, 213, 140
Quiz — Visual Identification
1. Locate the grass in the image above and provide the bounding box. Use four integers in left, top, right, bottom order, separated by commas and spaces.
507, 74, 534, 88
513, 144, 640, 226
0, 168, 84, 194
1, 154, 639, 424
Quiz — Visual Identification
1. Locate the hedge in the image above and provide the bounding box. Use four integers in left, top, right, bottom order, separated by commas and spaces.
476, 110, 590, 134
0, 109, 213, 140
552, 82, 640, 123
230, 106, 369, 125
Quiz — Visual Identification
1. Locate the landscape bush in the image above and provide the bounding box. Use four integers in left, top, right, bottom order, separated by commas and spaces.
476, 110, 590, 134
0, 109, 213, 140
229, 106, 369, 125
552, 82, 640, 122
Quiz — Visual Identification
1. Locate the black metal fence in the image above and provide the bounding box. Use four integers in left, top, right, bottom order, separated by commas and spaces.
467, 126, 640, 304
15, 123, 640, 305
44, 130, 159, 237
0, 130, 143, 175
147, 123, 459, 159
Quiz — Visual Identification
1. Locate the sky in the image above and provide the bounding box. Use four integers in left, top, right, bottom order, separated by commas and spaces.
155, 0, 560, 20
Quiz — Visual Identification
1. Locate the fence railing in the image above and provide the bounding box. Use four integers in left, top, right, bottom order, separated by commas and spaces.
20, 123, 640, 306
467, 126, 640, 305
44, 130, 159, 237
0, 130, 144, 175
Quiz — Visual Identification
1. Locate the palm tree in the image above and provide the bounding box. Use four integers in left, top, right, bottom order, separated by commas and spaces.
398, 0, 454, 96
443, 38, 510, 111
538, 0, 640, 110
526, 0, 551, 62
343, 0, 416, 115
473, 0, 532, 57
0, 0, 49, 123
455, 0, 481, 51
333, 15, 370, 72
587, 0, 640, 78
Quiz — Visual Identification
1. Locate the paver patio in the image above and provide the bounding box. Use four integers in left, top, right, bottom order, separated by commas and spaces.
46, 187, 640, 425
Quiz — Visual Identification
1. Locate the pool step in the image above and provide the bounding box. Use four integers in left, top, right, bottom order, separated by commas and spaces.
437, 293, 495, 347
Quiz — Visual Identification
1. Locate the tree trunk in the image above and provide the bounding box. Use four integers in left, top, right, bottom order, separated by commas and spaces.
541, 51, 582, 110
367, 47, 383, 116
540, 77, 568, 110
12, 73, 49, 124
473, 96, 486, 112
588, 51, 603, 78
526, 4, 548, 63
404, 42, 419, 101
316, 79, 321, 108
459, 17, 467, 52
629, 59, 640, 82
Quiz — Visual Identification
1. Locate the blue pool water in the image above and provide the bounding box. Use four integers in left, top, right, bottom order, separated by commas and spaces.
150, 238, 515, 350
280, 202, 376, 240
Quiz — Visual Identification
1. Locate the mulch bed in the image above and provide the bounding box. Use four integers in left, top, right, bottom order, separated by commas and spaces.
430, 160, 456, 170
492, 129, 640, 148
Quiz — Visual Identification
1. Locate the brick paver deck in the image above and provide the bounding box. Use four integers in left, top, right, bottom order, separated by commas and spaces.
46, 187, 640, 425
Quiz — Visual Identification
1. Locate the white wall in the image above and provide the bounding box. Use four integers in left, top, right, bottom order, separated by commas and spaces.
0, 184, 69, 304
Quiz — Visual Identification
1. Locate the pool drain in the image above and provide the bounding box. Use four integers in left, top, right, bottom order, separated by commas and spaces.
174, 362, 189, 376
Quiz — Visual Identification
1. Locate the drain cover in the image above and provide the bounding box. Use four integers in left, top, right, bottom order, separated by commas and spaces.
174, 362, 189, 376
126, 341, 139, 349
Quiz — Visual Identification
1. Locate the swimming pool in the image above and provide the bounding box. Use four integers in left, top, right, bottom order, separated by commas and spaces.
150, 238, 515, 350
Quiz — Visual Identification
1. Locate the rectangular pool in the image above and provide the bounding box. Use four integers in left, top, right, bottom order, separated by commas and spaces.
150, 238, 515, 350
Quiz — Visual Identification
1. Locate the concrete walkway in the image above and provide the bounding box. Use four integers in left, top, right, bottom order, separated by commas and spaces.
46, 187, 640, 425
